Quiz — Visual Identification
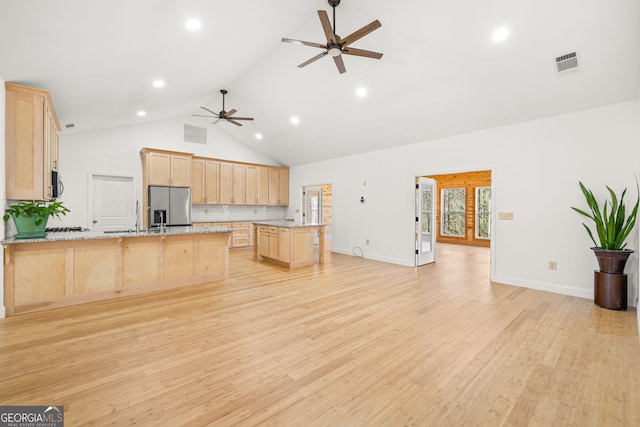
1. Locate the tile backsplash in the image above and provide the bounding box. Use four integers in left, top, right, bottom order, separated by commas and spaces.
191, 205, 288, 223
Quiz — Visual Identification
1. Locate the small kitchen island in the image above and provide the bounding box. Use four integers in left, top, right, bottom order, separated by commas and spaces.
252, 221, 325, 269
2, 226, 233, 316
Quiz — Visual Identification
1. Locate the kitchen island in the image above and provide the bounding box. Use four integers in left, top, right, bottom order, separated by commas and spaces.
2, 226, 232, 316
252, 221, 325, 269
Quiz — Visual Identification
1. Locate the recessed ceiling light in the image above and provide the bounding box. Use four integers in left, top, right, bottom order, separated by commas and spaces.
137, 110, 146, 117
356, 87, 368, 97
491, 27, 509, 43
290, 116, 300, 125
152, 79, 165, 88
185, 19, 202, 32
255, 133, 263, 140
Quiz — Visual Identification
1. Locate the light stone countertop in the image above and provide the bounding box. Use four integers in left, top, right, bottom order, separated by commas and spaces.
2, 226, 234, 245
251, 220, 325, 229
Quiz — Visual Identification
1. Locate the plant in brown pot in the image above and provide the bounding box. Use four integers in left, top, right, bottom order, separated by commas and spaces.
572, 181, 639, 310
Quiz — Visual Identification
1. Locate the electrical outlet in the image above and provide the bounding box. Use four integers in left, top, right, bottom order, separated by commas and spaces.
204, 209, 209, 215
366, 239, 370, 245
498, 212, 514, 220
548, 261, 557, 271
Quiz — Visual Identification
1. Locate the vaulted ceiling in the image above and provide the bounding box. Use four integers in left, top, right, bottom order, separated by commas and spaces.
0, 0, 638, 166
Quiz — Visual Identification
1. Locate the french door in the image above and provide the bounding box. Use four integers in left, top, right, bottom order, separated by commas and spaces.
416, 177, 436, 266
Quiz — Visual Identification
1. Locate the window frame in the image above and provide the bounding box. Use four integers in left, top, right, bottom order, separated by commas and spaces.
475, 186, 491, 240
440, 187, 466, 237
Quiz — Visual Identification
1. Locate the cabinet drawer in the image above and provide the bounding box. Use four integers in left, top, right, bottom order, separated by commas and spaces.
234, 228, 249, 237
232, 237, 250, 247
267, 227, 279, 234
216, 222, 232, 228
232, 222, 249, 227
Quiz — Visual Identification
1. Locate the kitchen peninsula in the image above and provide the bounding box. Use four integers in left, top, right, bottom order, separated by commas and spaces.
253, 221, 325, 269
2, 226, 232, 316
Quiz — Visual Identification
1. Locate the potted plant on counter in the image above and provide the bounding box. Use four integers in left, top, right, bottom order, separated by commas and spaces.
3, 201, 70, 239
571, 181, 638, 310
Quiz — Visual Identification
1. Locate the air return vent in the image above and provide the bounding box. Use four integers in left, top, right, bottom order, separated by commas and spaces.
555, 51, 579, 73
184, 124, 207, 144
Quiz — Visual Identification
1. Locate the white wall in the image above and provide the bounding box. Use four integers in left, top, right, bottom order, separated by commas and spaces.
289, 101, 640, 306
58, 116, 281, 228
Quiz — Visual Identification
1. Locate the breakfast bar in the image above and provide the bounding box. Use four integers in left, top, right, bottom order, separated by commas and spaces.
2, 226, 233, 316
252, 221, 325, 269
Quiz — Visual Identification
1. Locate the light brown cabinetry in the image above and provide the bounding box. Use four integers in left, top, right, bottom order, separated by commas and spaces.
193, 221, 252, 248
246, 165, 269, 206
256, 224, 320, 269
141, 148, 192, 187
192, 157, 219, 205
268, 167, 289, 206
5, 82, 61, 201
2, 231, 231, 316
219, 162, 246, 205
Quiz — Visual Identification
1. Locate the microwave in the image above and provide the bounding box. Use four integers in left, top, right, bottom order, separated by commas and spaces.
51, 170, 64, 198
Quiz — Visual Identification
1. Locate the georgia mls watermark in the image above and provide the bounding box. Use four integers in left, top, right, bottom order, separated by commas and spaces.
0, 406, 64, 427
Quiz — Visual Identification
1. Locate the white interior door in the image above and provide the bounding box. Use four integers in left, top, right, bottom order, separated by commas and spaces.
89, 174, 135, 232
303, 187, 322, 245
416, 177, 436, 265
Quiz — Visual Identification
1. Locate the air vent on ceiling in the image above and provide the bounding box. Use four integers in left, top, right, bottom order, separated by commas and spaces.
555, 51, 579, 73
64, 123, 75, 129
184, 124, 207, 144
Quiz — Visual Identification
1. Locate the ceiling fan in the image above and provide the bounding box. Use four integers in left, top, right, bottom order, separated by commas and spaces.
193, 89, 254, 126
281, 0, 383, 74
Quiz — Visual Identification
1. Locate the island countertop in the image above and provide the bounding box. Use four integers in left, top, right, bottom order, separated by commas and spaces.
251, 220, 325, 229
2, 225, 234, 245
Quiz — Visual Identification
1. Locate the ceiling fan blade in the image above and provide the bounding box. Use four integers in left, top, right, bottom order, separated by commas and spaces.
230, 117, 254, 121
227, 119, 243, 127
226, 109, 237, 117
333, 54, 347, 74
281, 38, 326, 49
298, 51, 328, 68
340, 20, 382, 47
193, 114, 216, 118
212, 119, 221, 124
200, 106, 219, 117
342, 47, 383, 59
318, 10, 337, 44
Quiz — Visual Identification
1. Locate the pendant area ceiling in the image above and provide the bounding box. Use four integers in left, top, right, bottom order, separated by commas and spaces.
0, 0, 638, 166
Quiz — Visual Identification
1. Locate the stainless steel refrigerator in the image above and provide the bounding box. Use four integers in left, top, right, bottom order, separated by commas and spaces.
148, 186, 192, 227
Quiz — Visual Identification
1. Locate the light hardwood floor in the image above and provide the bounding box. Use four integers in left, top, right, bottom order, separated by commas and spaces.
0, 243, 638, 426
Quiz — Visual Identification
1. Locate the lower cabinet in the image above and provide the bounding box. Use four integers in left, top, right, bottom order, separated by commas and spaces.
257, 226, 313, 269
193, 221, 252, 248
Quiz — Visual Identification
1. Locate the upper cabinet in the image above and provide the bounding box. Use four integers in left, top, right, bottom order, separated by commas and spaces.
141, 148, 192, 187
5, 82, 61, 201
219, 161, 246, 205
246, 165, 269, 206
268, 167, 289, 206
192, 157, 219, 205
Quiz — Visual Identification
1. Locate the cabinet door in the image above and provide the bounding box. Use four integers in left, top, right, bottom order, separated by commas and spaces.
246, 165, 259, 205
191, 158, 205, 205
278, 168, 289, 206
6, 90, 46, 200
268, 168, 279, 206
278, 228, 290, 262
257, 167, 269, 205
147, 152, 171, 186
204, 160, 220, 205
258, 228, 270, 257
170, 154, 191, 187
232, 163, 246, 205
219, 162, 233, 205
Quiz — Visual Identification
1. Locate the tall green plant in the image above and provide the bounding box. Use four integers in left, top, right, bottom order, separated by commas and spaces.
571, 181, 639, 250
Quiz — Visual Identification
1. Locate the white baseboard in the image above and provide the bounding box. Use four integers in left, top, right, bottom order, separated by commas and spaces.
331, 247, 414, 267
0, 306, 5, 318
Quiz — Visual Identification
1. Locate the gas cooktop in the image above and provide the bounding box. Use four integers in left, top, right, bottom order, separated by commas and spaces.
45, 227, 89, 232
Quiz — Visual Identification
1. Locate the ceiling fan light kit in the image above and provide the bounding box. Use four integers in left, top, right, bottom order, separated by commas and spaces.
193, 89, 254, 126
282, 0, 383, 74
